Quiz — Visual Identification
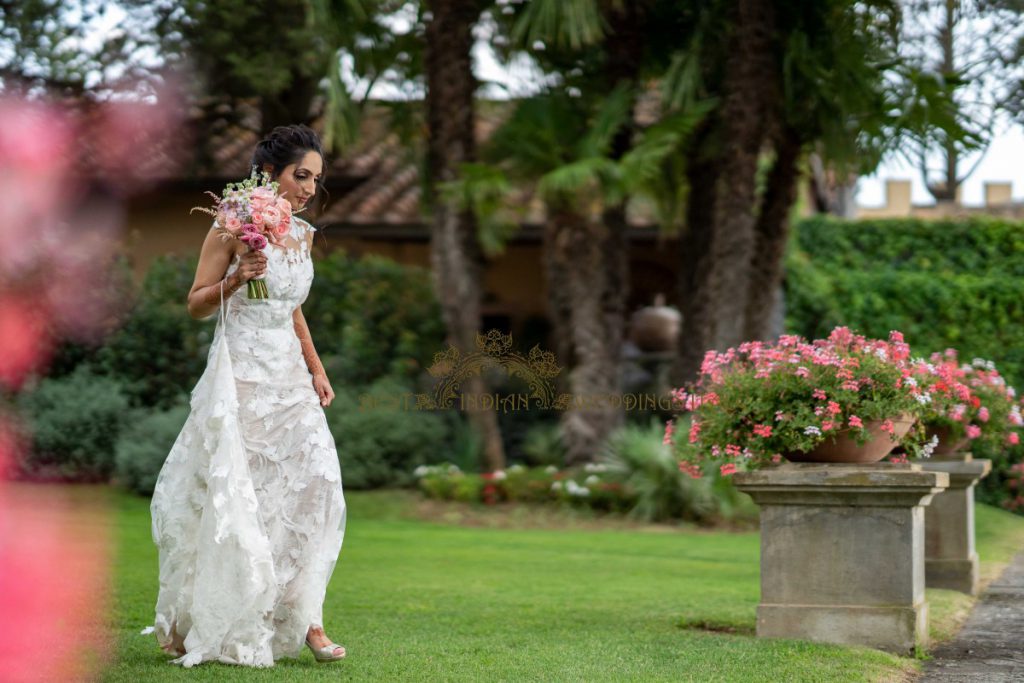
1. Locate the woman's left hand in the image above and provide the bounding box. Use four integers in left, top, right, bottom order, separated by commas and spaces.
312, 373, 335, 407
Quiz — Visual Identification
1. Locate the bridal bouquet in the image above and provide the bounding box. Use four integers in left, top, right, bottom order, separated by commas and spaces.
191, 169, 293, 299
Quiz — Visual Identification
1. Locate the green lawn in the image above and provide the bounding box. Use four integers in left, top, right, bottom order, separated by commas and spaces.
101, 490, 1024, 682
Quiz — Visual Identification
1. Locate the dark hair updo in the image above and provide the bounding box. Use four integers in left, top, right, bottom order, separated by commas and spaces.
250, 124, 326, 184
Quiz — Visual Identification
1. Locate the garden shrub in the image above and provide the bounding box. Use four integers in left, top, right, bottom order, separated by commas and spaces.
17, 366, 131, 481
95, 255, 211, 408
599, 419, 717, 523
303, 250, 447, 387
114, 401, 190, 495
51, 249, 447, 411
518, 421, 566, 467
325, 375, 456, 489
786, 216, 1024, 386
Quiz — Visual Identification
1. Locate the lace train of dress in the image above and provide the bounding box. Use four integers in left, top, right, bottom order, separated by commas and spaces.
148, 217, 345, 667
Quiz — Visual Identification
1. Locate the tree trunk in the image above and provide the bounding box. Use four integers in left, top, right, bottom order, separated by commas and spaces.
743, 125, 804, 342
704, 0, 778, 350
542, 220, 574, 391
549, 209, 622, 465
671, 119, 721, 387
424, 0, 505, 471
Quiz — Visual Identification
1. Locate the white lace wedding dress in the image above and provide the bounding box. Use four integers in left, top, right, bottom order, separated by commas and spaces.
147, 216, 346, 667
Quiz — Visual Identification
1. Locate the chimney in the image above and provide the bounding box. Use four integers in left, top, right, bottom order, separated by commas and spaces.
984, 181, 1012, 207
885, 179, 912, 216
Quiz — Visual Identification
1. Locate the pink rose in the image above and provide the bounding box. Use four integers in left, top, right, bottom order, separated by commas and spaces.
251, 210, 264, 227
262, 205, 281, 228
966, 425, 982, 439
276, 196, 292, 214
720, 463, 737, 476
224, 214, 242, 234
272, 218, 290, 237
250, 187, 274, 211
240, 232, 267, 250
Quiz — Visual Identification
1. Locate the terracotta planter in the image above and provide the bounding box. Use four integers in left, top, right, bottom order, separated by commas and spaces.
924, 424, 970, 456
784, 415, 916, 464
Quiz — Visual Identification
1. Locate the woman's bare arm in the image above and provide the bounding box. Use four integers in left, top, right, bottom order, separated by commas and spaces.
293, 306, 334, 406
186, 229, 265, 319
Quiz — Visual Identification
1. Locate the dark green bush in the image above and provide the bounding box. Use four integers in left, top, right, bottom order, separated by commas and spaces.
786, 216, 1024, 386
92, 255, 210, 408
18, 366, 131, 480
325, 376, 457, 489
303, 250, 447, 387
114, 401, 190, 495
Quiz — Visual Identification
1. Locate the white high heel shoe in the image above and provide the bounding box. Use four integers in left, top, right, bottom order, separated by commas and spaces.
305, 636, 346, 662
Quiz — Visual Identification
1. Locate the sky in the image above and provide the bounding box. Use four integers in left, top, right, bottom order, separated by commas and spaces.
857, 126, 1024, 208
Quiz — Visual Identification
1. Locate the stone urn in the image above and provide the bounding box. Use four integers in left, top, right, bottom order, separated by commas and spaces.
629, 293, 681, 353
923, 424, 970, 457
784, 415, 916, 464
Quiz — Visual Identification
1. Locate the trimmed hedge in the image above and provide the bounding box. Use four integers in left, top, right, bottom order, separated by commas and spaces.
785, 215, 1024, 509
786, 216, 1024, 386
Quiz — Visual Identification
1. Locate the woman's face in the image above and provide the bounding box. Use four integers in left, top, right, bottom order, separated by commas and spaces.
267, 150, 323, 212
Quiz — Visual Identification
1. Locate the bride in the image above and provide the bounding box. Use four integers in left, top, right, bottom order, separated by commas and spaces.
147, 124, 347, 667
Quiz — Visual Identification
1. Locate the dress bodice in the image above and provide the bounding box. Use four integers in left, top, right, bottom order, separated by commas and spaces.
217, 216, 317, 383
223, 216, 315, 329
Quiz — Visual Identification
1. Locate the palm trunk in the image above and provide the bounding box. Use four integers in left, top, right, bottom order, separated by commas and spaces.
671, 119, 722, 386
704, 0, 778, 350
743, 125, 804, 341
549, 209, 622, 465
542, 220, 574, 391
424, 0, 505, 471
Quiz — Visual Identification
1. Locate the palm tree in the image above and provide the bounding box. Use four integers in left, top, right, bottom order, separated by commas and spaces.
460, 89, 708, 464
423, 0, 507, 471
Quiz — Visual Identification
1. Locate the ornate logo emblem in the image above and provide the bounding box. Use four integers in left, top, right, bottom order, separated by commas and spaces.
414, 329, 572, 410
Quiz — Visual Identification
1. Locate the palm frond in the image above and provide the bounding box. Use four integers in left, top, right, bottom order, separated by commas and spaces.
537, 157, 619, 207
511, 0, 608, 51
442, 163, 522, 257
322, 49, 362, 154
576, 84, 634, 160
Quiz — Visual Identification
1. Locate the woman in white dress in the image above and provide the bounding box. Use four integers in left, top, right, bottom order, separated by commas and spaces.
147, 125, 347, 667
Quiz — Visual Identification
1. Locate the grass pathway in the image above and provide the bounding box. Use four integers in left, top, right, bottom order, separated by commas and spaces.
101, 490, 1024, 682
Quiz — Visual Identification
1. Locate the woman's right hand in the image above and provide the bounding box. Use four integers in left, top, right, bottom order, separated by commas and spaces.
235, 249, 267, 282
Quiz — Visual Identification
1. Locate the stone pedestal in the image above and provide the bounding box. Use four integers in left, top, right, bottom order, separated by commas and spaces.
734, 463, 949, 654
920, 453, 991, 595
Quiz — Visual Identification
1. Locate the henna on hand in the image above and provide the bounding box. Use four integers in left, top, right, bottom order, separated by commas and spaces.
294, 318, 326, 377
199, 273, 242, 308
